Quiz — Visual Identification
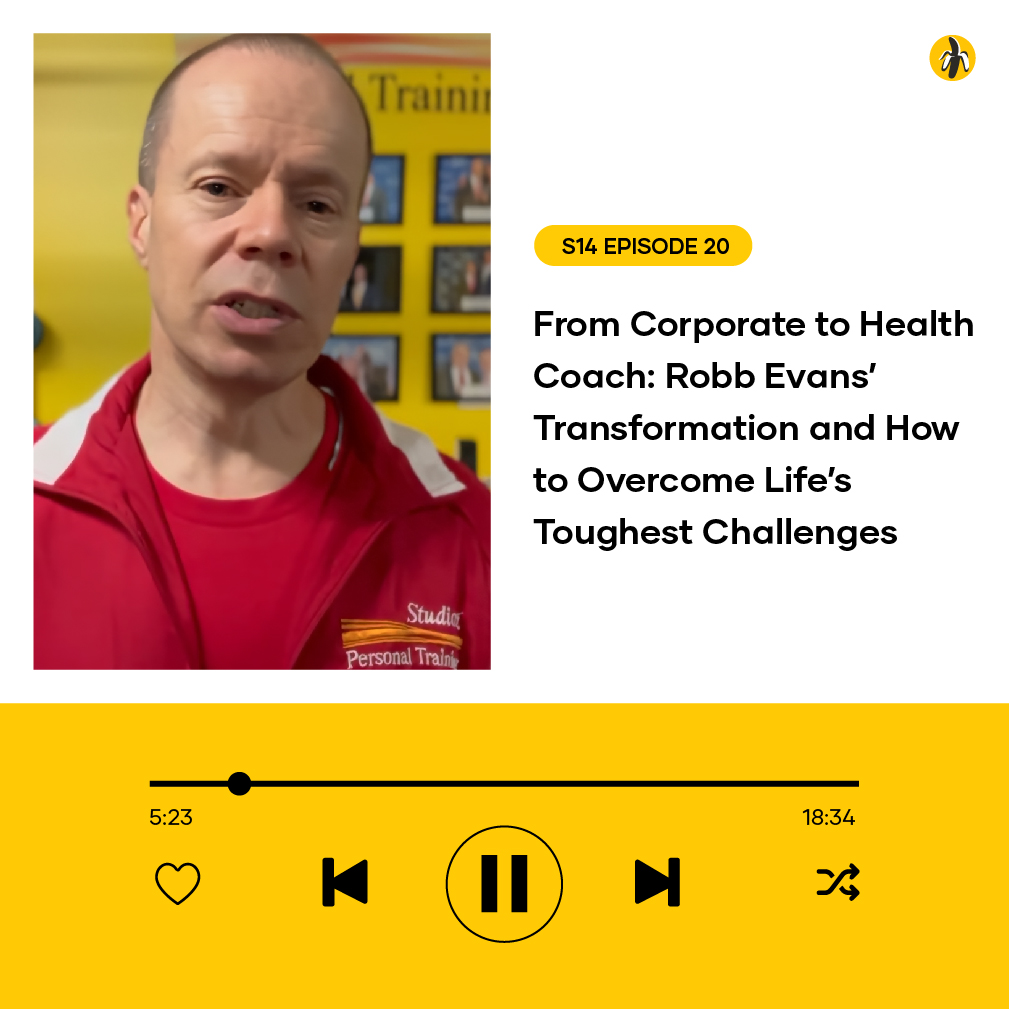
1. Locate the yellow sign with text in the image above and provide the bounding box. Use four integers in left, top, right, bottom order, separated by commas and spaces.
535, 225, 752, 265
1, 704, 1003, 1006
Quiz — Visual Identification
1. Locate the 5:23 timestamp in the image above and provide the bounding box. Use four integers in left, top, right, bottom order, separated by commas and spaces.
150, 808, 192, 825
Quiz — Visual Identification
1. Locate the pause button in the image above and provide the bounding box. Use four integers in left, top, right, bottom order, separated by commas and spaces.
446, 826, 563, 942
481, 854, 528, 912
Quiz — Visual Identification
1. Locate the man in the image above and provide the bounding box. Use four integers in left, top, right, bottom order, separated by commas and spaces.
477, 346, 491, 389
34, 34, 490, 670
459, 345, 491, 402
452, 156, 490, 221
358, 170, 389, 224
435, 340, 476, 400
336, 344, 388, 402
464, 258, 479, 295
339, 260, 382, 311
478, 248, 491, 295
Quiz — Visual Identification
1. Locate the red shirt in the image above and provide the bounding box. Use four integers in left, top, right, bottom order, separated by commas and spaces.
139, 393, 339, 669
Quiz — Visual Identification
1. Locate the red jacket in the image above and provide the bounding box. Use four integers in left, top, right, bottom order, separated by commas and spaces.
34, 355, 490, 669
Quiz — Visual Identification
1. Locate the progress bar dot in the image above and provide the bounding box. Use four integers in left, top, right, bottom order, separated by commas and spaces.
228, 772, 252, 796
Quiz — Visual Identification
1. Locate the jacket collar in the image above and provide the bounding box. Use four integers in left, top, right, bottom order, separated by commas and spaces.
34, 353, 464, 506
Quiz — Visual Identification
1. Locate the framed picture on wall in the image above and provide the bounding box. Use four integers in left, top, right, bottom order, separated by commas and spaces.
432, 333, 490, 402
340, 247, 402, 313
434, 155, 491, 223
360, 155, 404, 224
431, 246, 490, 313
322, 335, 400, 402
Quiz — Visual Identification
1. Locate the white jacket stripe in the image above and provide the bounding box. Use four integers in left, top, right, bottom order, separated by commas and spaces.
378, 413, 465, 497
33, 369, 125, 486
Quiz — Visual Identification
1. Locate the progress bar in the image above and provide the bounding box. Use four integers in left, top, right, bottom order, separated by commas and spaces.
150, 773, 859, 795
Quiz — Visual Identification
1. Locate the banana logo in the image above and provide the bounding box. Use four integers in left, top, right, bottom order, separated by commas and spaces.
940, 38, 969, 78
929, 35, 974, 82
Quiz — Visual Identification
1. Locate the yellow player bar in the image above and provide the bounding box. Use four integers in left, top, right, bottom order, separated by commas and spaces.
1, 704, 1003, 1006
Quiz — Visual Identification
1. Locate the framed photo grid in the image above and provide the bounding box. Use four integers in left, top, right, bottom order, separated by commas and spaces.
326, 153, 491, 406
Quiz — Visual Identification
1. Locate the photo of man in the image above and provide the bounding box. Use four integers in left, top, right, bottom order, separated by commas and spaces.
33, 34, 490, 670
476, 345, 491, 393
358, 155, 404, 224
433, 334, 490, 401
322, 335, 399, 401
432, 246, 491, 313
435, 154, 491, 223
478, 247, 491, 295
359, 172, 389, 224
339, 246, 402, 312
341, 261, 380, 311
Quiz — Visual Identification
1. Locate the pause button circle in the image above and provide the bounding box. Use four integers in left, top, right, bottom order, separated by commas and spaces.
446, 825, 563, 942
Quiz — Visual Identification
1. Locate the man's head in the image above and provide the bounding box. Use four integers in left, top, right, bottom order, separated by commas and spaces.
451, 341, 471, 369
127, 34, 373, 395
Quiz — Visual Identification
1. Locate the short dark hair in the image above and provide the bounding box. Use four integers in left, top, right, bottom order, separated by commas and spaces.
138, 33, 373, 194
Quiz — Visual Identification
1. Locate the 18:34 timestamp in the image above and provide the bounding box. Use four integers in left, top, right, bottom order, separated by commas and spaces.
803, 808, 854, 825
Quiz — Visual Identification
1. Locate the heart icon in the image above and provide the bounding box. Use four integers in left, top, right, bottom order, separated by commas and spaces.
155, 862, 201, 904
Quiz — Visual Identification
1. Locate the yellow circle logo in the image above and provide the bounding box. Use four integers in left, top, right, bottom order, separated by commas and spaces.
929, 36, 974, 81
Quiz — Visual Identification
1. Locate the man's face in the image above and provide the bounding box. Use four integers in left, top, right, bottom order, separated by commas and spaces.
128, 49, 368, 391
451, 342, 470, 369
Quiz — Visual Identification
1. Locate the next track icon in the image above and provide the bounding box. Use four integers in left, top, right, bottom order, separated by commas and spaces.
634, 858, 681, 906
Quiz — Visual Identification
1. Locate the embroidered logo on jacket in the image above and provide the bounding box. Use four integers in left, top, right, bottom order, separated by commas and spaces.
341, 618, 461, 669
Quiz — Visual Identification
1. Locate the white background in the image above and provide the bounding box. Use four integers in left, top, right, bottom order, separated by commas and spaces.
15, 2, 1007, 700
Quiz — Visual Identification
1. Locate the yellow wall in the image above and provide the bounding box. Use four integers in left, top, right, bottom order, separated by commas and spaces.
335, 61, 490, 477
34, 34, 176, 423
34, 35, 491, 477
